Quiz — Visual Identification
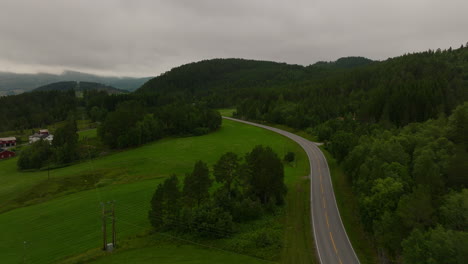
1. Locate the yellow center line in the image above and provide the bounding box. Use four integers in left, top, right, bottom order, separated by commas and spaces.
312, 147, 341, 260
325, 211, 330, 228
313, 149, 323, 184
329, 232, 338, 254
319, 164, 323, 182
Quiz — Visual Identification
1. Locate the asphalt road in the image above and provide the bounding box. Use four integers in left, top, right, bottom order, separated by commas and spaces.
224, 117, 360, 264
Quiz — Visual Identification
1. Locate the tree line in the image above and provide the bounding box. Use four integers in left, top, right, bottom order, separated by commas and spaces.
148, 145, 287, 238
97, 100, 221, 149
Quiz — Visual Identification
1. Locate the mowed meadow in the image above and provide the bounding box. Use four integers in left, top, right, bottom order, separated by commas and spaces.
0, 117, 313, 263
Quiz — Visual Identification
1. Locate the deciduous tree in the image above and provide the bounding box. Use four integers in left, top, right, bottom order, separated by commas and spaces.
213, 152, 240, 198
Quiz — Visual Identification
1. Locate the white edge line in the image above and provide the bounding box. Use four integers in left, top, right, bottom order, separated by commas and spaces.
222, 117, 324, 264
295, 137, 324, 264
313, 143, 361, 264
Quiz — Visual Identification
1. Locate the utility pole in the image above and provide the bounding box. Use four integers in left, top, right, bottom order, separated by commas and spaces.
101, 203, 106, 251
101, 201, 116, 251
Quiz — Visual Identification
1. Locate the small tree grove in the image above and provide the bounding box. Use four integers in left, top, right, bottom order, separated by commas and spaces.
148, 145, 287, 238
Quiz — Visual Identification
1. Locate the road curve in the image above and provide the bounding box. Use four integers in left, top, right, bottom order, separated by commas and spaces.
223, 117, 360, 264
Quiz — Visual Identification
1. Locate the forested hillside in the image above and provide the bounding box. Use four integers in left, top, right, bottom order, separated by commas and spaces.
236, 47, 467, 127
137, 57, 374, 107
139, 46, 467, 128
0, 70, 151, 96
0, 90, 77, 132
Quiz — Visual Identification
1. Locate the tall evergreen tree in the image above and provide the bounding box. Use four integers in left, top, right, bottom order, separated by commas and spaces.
148, 174, 181, 230
183, 161, 212, 207
53, 116, 79, 164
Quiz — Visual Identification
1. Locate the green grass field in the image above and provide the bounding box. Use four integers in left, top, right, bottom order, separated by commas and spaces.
0, 118, 312, 263
217, 108, 236, 117
78, 128, 98, 140
219, 108, 318, 142
91, 245, 266, 264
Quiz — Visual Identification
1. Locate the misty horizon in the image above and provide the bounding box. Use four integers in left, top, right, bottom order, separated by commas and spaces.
1, 0, 467, 77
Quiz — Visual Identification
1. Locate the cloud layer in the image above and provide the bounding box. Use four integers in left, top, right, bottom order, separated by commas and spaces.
0, 0, 466, 77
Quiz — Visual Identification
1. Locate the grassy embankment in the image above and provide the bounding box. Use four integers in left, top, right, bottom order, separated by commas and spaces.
0, 118, 313, 263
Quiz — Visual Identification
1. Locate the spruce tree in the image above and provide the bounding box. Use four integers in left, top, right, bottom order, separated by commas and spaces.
183, 160, 212, 207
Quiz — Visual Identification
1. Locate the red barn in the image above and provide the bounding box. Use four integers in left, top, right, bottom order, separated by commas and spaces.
0, 137, 16, 148
0, 149, 16, 159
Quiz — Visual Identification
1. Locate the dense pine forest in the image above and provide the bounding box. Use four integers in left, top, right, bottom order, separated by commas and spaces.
1, 44, 467, 263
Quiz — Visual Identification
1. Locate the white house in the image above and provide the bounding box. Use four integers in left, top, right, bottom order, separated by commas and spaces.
29, 130, 54, 144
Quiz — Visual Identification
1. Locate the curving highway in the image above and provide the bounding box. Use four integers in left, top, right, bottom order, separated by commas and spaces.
223, 117, 360, 264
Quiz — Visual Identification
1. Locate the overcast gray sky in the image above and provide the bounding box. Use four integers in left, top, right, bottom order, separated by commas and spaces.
0, 0, 466, 77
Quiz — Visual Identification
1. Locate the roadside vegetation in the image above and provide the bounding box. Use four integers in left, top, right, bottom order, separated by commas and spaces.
320, 148, 379, 264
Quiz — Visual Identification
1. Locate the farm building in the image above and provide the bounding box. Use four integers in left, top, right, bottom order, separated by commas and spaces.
0, 137, 16, 148
0, 149, 15, 159
29, 130, 54, 144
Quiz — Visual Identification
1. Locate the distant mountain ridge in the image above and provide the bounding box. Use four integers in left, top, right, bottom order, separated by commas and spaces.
0, 70, 152, 96
33, 81, 126, 94
311, 56, 374, 68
